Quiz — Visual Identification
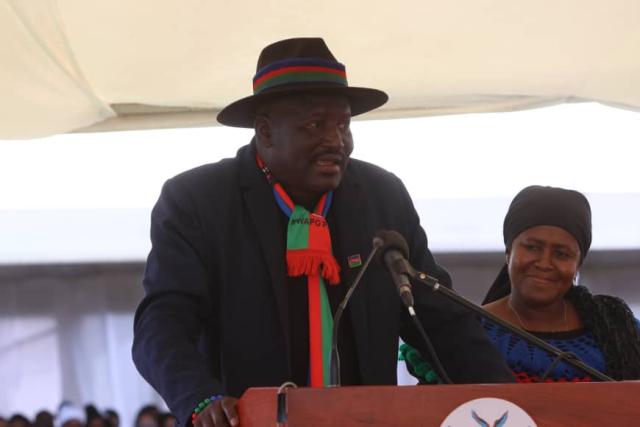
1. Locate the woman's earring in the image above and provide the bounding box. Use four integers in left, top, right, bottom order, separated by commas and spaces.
572, 274, 579, 286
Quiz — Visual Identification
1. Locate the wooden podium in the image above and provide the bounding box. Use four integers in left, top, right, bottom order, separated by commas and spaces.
236, 381, 640, 426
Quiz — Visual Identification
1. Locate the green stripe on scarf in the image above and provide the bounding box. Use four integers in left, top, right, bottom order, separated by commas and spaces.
320, 277, 333, 383
287, 206, 310, 249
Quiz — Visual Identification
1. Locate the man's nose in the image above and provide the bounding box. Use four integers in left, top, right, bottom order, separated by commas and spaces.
323, 124, 345, 148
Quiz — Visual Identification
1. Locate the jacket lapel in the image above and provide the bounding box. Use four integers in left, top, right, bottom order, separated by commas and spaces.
238, 143, 291, 360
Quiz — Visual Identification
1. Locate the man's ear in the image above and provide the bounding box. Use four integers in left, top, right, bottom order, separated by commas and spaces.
254, 114, 273, 148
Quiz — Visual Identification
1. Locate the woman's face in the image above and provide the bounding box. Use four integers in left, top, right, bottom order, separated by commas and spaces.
507, 225, 581, 307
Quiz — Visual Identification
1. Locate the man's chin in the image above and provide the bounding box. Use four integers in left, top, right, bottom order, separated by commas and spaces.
313, 175, 343, 193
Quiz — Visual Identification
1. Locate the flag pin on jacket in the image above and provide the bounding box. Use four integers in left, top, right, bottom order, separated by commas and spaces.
347, 254, 362, 268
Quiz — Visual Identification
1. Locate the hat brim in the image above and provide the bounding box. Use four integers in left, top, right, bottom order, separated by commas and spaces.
216, 84, 388, 128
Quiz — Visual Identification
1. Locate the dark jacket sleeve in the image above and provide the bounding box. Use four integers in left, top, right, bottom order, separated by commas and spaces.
132, 176, 222, 426
391, 177, 514, 383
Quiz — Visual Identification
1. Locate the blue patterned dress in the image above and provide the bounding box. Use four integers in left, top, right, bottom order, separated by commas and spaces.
400, 317, 640, 383
479, 318, 606, 382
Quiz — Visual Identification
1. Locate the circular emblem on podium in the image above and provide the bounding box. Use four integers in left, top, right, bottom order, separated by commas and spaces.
440, 397, 536, 427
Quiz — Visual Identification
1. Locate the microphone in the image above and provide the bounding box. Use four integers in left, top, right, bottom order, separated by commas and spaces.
329, 236, 384, 387
375, 230, 415, 308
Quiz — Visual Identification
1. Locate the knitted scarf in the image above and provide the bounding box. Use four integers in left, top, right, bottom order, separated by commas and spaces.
257, 154, 341, 387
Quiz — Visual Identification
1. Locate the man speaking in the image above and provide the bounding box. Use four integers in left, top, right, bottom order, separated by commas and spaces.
132, 37, 513, 427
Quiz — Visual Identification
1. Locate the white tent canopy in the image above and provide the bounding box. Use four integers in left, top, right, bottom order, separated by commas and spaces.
1, 0, 639, 139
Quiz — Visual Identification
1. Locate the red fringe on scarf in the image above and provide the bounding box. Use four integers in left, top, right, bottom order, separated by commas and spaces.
286, 249, 341, 285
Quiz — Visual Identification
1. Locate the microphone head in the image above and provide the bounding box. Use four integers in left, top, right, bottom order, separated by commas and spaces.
374, 229, 410, 261
372, 236, 384, 249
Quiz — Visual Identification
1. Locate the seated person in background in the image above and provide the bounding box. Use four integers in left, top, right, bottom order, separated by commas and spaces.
158, 414, 175, 427
53, 403, 84, 427
104, 410, 119, 427
7, 415, 31, 427
134, 406, 159, 427
33, 411, 53, 427
402, 185, 640, 383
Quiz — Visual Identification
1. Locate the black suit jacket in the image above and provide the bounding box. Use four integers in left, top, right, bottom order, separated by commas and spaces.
132, 142, 513, 425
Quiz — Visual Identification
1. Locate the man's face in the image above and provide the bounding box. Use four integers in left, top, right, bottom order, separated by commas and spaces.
257, 93, 353, 205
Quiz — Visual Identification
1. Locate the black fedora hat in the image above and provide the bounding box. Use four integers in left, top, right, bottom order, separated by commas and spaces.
217, 38, 388, 128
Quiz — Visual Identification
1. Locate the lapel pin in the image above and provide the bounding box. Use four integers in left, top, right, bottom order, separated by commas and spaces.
347, 254, 362, 269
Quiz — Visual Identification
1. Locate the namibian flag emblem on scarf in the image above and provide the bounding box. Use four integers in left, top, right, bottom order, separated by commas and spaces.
257, 154, 340, 387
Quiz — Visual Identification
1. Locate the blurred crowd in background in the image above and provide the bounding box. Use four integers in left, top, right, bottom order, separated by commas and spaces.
0, 403, 174, 427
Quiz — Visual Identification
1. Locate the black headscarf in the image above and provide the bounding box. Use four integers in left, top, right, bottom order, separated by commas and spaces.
483, 185, 592, 304
503, 185, 592, 261
482, 185, 640, 380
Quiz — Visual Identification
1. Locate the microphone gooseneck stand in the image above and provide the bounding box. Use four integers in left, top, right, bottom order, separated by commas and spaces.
404, 301, 453, 384
329, 237, 384, 387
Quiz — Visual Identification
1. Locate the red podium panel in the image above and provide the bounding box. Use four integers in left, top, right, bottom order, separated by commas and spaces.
237, 381, 640, 426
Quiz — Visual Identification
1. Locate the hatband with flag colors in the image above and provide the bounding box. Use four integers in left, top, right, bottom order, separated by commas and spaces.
253, 58, 347, 94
